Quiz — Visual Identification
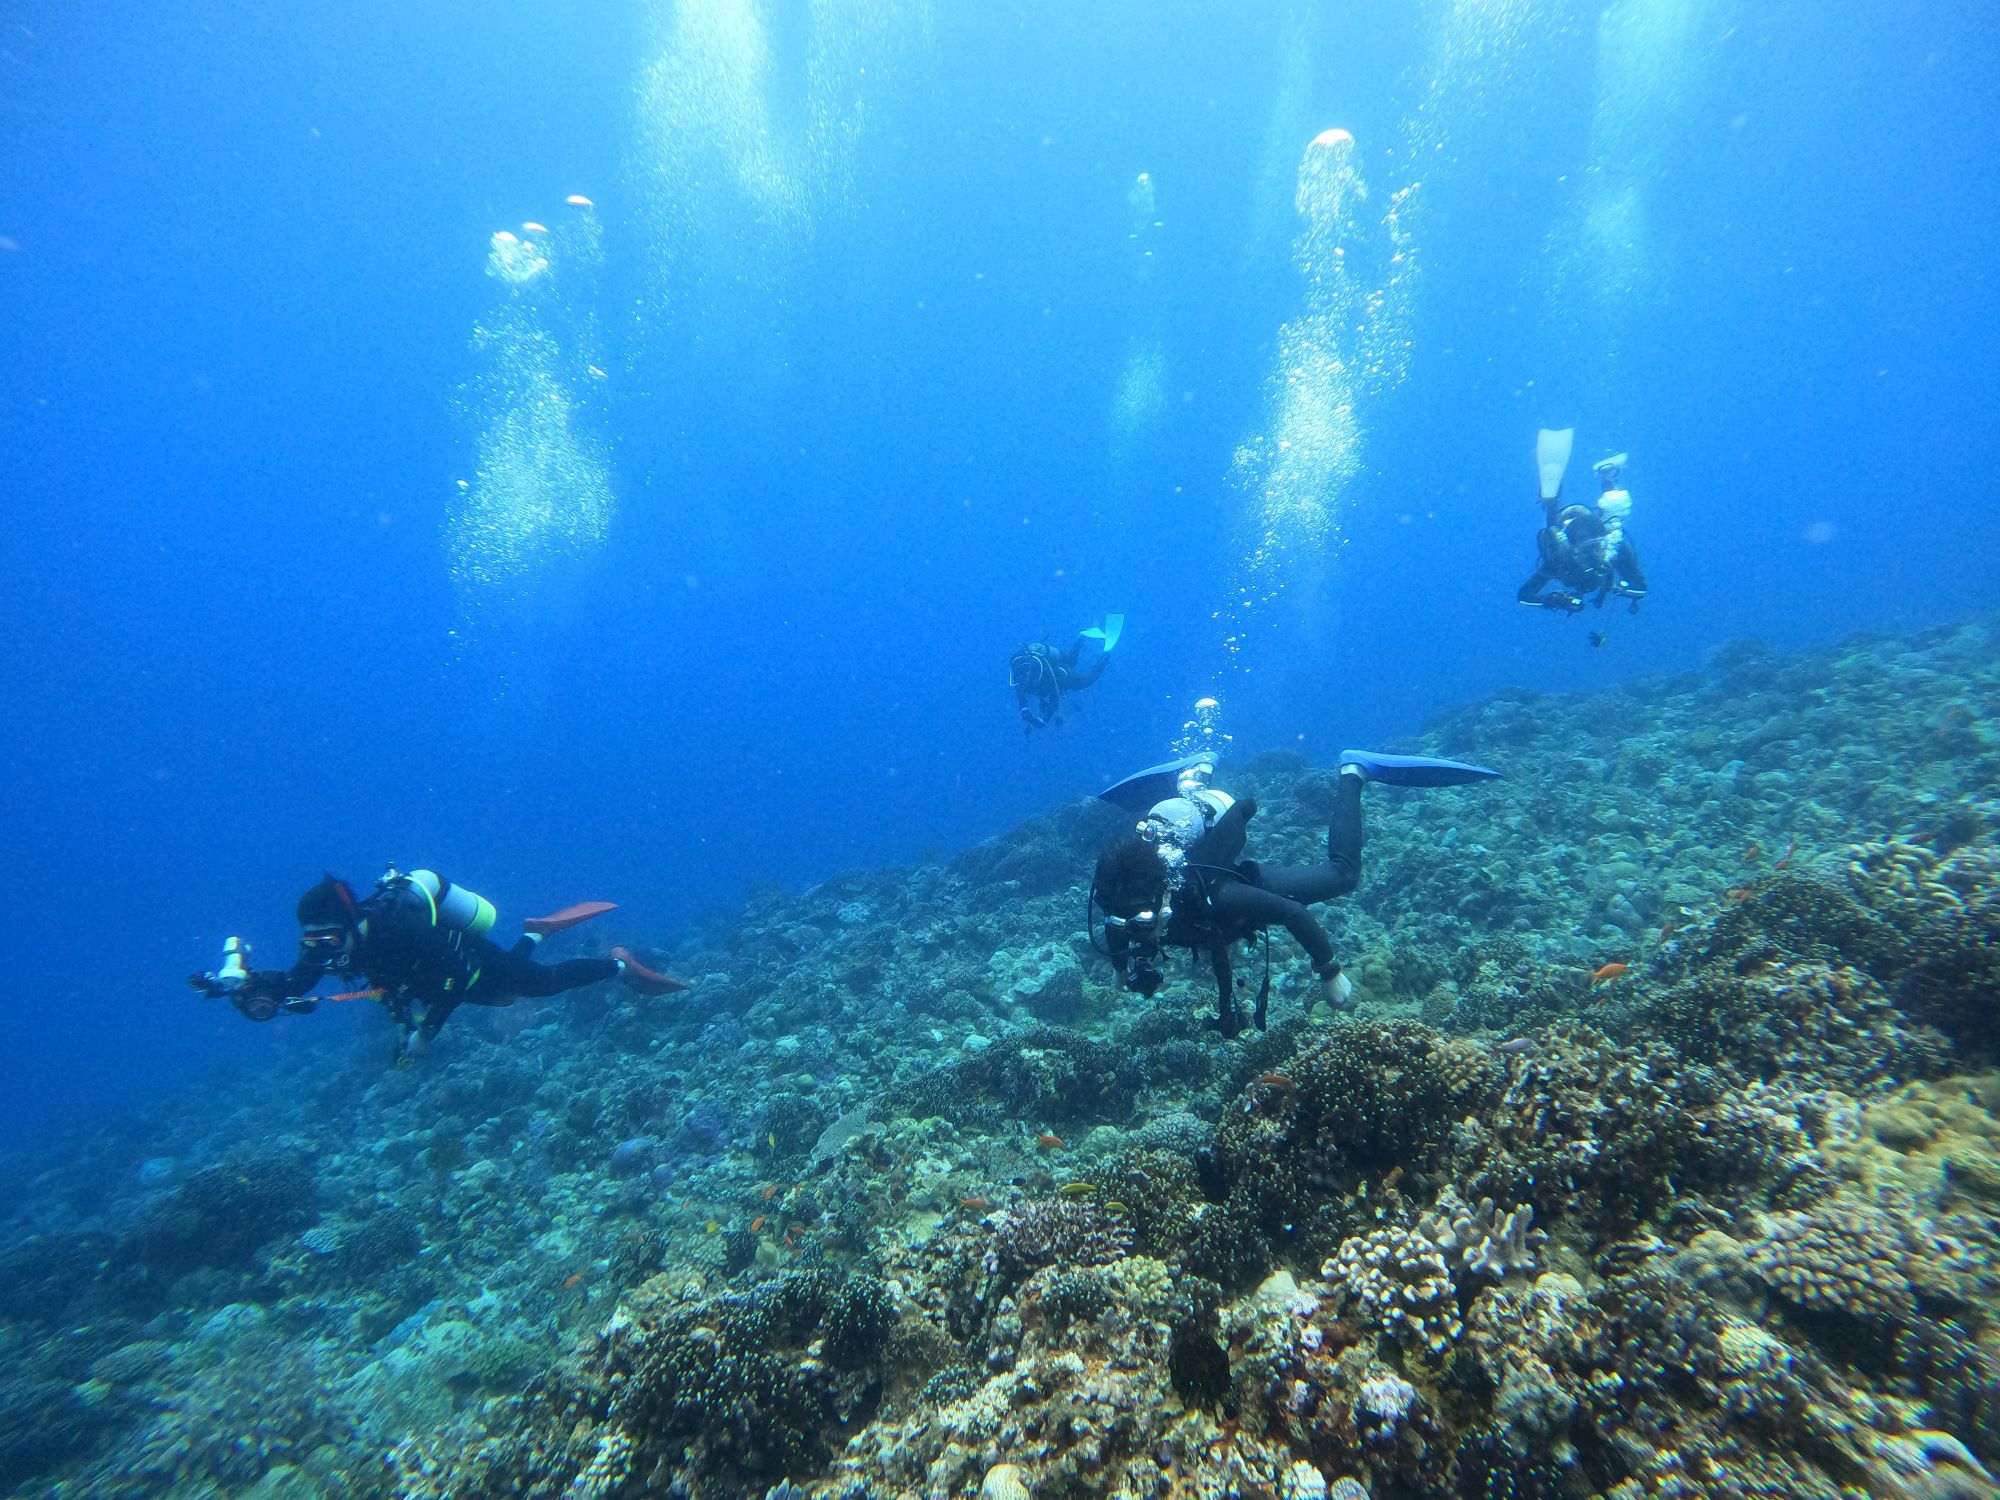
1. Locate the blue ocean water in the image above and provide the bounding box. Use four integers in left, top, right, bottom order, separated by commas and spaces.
0, 0, 1994, 1146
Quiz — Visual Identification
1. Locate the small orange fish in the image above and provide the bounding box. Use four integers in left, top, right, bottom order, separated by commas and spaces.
1590, 962, 1630, 988
959, 1196, 992, 1211
563, 1272, 586, 1289
750, 1215, 767, 1233
1745, 841, 1763, 862
1036, 1132, 1065, 1150
1657, 919, 1678, 941
1726, 886, 1753, 903
1254, 1073, 1296, 1089
762, 1184, 779, 1201
1774, 836, 1800, 871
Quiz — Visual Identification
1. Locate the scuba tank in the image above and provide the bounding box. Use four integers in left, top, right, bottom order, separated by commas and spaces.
376, 866, 497, 938
1141, 788, 1235, 857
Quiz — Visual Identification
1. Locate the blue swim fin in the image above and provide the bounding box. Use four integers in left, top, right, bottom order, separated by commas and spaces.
1099, 751, 1216, 811
1080, 613, 1125, 653
1339, 750, 1500, 787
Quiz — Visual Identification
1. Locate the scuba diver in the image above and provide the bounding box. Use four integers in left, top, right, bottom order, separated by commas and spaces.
1011, 614, 1123, 731
191, 868, 690, 1062
1089, 750, 1499, 1038
1518, 428, 1648, 646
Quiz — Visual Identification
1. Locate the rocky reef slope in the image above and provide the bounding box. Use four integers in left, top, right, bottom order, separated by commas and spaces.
2, 618, 1998, 1500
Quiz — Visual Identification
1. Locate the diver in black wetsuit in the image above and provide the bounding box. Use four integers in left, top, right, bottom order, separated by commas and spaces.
1089, 751, 1498, 1037
1518, 442, 1648, 639
1011, 615, 1123, 731
191, 868, 689, 1060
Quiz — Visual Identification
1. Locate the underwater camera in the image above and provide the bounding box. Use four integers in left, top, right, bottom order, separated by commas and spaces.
189, 936, 251, 997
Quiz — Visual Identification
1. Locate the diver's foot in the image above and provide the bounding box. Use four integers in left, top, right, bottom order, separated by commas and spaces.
613, 946, 691, 997
525, 901, 618, 936
1338, 750, 1501, 787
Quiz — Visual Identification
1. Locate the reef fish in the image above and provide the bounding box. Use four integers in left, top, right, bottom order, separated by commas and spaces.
1036, 1132, 1065, 1150
1589, 962, 1630, 988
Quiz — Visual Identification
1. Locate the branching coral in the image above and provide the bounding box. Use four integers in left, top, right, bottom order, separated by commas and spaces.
987, 1198, 1134, 1276
1416, 1189, 1541, 1279
1744, 1195, 1979, 1326
1321, 1226, 1460, 1356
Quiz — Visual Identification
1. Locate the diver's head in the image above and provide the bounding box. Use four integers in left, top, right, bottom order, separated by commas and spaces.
296, 874, 359, 964
1556, 505, 1603, 545
1093, 834, 1172, 994
1010, 647, 1051, 690
1095, 835, 1169, 918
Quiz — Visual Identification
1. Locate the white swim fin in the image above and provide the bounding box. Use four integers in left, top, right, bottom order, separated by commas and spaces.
1537, 428, 1575, 502
1081, 613, 1125, 653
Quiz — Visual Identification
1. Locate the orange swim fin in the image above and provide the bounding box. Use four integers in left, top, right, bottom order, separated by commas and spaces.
612, 945, 691, 997
524, 900, 617, 936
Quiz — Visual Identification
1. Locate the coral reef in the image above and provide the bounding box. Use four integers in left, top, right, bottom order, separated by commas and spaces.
2, 617, 1999, 1496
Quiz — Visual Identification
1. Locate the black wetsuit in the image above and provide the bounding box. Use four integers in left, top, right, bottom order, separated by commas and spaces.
1109, 775, 1364, 1036
1517, 499, 1647, 611
239, 877, 618, 1039
1012, 636, 1109, 729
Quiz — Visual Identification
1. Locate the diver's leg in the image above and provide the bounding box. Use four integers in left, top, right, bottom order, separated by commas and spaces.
1328, 768, 1363, 888
1255, 773, 1365, 905
476, 944, 618, 1002
1067, 652, 1109, 691
510, 957, 621, 998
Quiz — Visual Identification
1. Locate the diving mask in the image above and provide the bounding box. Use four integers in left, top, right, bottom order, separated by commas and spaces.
300, 925, 353, 967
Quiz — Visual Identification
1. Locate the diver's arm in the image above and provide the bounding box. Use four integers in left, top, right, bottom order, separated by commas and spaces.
1520, 529, 1578, 609
1104, 924, 1130, 972
1210, 884, 1338, 976
1616, 540, 1648, 596
1517, 568, 1580, 612
231, 964, 323, 1021
284, 953, 330, 994
1210, 947, 1242, 1036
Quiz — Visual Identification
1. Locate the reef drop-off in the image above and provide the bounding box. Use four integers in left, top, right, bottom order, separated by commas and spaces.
2, 618, 1999, 1499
